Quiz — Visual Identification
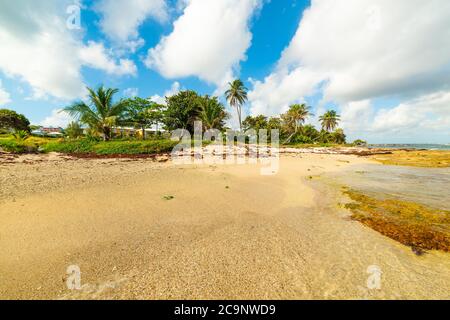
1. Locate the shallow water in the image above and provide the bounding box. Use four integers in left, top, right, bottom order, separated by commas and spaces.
327, 164, 450, 210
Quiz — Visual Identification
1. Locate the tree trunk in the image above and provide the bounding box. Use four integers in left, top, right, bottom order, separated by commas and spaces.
142, 126, 146, 140
237, 105, 242, 131
103, 127, 111, 141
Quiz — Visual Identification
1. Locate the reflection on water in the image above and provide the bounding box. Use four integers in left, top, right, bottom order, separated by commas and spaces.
327, 164, 450, 210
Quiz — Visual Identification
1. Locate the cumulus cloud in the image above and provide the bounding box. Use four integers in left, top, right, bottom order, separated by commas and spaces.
0, 1, 137, 101
123, 87, 139, 98
41, 109, 72, 127
0, 80, 12, 105
79, 41, 137, 76
145, 0, 262, 87
150, 81, 181, 104
248, 0, 450, 135
96, 0, 168, 51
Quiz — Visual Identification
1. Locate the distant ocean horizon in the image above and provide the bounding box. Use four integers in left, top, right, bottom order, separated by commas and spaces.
368, 144, 450, 150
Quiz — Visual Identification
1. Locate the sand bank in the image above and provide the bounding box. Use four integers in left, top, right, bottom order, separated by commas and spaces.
0, 153, 449, 299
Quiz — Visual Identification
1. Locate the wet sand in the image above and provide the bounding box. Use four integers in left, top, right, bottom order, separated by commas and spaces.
0, 153, 449, 300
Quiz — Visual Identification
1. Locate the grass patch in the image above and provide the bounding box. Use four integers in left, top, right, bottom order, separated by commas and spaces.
371, 150, 450, 168
344, 189, 450, 253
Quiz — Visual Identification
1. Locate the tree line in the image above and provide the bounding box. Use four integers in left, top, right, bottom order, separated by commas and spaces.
1, 79, 356, 145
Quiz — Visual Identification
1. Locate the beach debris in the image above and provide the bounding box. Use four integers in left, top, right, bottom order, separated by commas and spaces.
411, 246, 426, 256
163, 195, 175, 201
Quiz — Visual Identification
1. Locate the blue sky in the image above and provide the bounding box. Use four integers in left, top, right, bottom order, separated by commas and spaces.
0, 0, 449, 143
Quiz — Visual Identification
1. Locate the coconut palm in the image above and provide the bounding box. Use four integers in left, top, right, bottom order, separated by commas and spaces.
225, 79, 248, 131
281, 104, 312, 143
319, 110, 341, 132
63, 86, 128, 141
199, 96, 229, 131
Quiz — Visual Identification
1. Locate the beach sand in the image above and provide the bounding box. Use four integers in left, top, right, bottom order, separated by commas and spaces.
0, 153, 449, 300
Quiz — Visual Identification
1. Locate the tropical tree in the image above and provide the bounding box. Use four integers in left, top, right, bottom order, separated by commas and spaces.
12, 130, 30, 141
267, 117, 282, 132
242, 115, 268, 132
198, 96, 229, 131
331, 128, 346, 144
65, 122, 84, 139
163, 90, 202, 134
319, 110, 341, 132
225, 79, 248, 131
122, 97, 163, 140
281, 104, 312, 143
63, 86, 128, 141
0, 109, 30, 132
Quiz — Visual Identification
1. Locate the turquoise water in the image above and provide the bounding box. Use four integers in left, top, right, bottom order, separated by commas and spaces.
327, 164, 450, 210
369, 144, 450, 150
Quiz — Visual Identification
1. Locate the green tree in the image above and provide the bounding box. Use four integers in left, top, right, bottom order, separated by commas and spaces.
331, 128, 346, 144
122, 97, 164, 140
319, 110, 341, 132
198, 95, 229, 130
0, 109, 30, 132
281, 104, 312, 143
242, 115, 268, 132
300, 124, 320, 142
65, 122, 84, 139
63, 86, 128, 141
225, 79, 248, 131
267, 117, 282, 132
163, 90, 202, 134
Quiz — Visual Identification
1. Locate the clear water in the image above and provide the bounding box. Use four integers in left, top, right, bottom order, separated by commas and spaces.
369, 144, 450, 150
327, 164, 450, 210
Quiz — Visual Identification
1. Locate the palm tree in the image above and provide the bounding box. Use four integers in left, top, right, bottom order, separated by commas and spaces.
225, 79, 248, 131
282, 103, 312, 143
63, 86, 128, 141
319, 110, 341, 132
199, 96, 229, 130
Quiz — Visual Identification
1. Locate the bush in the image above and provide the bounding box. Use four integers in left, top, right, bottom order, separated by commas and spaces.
352, 139, 368, 147
42, 139, 178, 155
0, 140, 37, 153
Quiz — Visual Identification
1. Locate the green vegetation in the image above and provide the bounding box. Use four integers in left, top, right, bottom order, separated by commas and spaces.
0, 109, 30, 133
63, 86, 129, 141
42, 139, 178, 155
243, 104, 346, 145
1, 83, 364, 156
344, 189, 450, 253
121, 97, 164, 140
225, 79, 248, 131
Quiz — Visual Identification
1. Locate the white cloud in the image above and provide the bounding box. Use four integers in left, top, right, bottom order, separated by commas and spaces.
340, 100, 374, 133
0, 80, 12, 105
0, 1, 137, 101
150, 81, 181, 104
372, 91, 450, 133
123, 87, 139, 98
145, 0, 262, 87
248, 0, 450, 124
41, 109, 72, 128
79, 41, 137, 76
96, 0, 168, 51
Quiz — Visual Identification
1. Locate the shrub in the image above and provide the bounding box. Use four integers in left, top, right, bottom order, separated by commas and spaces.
0, 140, 37, 153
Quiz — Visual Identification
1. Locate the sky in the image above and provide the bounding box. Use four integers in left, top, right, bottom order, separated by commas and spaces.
0, 0, 449, 144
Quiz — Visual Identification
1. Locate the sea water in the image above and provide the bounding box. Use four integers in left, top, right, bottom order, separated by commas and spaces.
328, 164, 450, 210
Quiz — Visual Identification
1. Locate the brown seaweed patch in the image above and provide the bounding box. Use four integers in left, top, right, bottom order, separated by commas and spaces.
371, 150, 450, 168
343, 189, 450, 252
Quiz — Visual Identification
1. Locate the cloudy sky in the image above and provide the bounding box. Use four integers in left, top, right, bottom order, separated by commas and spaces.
0, 0, 449, 143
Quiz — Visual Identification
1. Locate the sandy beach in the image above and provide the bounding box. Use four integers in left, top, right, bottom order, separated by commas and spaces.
0, 153, 449, 300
